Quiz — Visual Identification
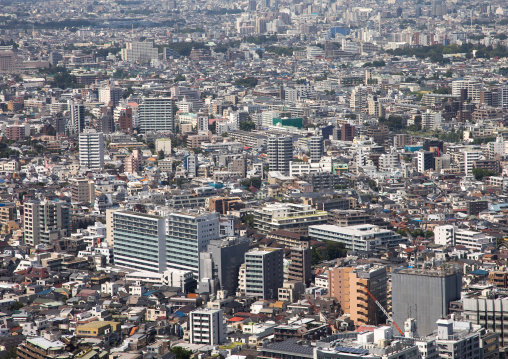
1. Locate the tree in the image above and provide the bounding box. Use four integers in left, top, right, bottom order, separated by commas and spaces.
472, 168, 497, 180
158, 150, 165, 160
311, 246, 322, 265
171, 347, 193, 359
9, 301, 24, 311
241, 214, 255, 228
234, 77, 258, 88
175, 74, 186, 82
325, 241, 347, 260
239, 119, 256, 131
3, 347, 16, 359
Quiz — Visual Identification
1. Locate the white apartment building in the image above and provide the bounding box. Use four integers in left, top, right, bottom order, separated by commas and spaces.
24, 200, 70, 246
121, 42, 159, 62
452, 80, 481, 102
138, 97, 175, 133
244, 249, 284, 299
434, 225, 495, 251
155, 138, 172, 156
189, 308, 226, 345
379, 151, 400, 172
463, 150, 482, 175
79, 129, 104, 170
421, 109, 442, 131
98, 86, 122, 107
309, 224, 404, 252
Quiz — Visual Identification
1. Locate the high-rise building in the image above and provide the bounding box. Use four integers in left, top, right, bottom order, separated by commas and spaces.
166, 212, 220, 278
68, 100, 85, 134
184, 154, 198, 178
463, 150, 482, 175
350, 87, 366, 112
121, 42, 159, 62
99, 106, 114, 134
138, 97, 175, 133
49, 52, 63, 66
99, 86, 123, 107
244, 248, 284, 299
189, 309, 226, 345
329, 264, 387, 326
124, 149, 142, 174
70, 178, 95, 204
113, 211, 167, 273
417, 150, 434, 173
268, 136, 293, 175
391, 267, 462, 336
23, 200, 70, 246
198, 237, 250, 295
287, 241, 312, 286
79, 129, 104, 170
341, 123, 355, 141
118, 107, 133, 134
309, 136, 324, 162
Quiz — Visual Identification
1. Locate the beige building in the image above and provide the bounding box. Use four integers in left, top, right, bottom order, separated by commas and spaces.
70, 178, 95, 204
328, 264, 387, 326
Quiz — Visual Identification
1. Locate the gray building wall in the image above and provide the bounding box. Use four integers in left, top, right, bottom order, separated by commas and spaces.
391, 269, 462, 336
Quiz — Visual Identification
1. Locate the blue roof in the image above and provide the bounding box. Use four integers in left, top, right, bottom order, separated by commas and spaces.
36, 289, 54, 295
470, 269, 489, 276
142, 290, 157, 296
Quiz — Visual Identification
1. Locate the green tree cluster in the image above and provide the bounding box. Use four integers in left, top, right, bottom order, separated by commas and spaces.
234, 77, 258, 88
472, 168, 498, 180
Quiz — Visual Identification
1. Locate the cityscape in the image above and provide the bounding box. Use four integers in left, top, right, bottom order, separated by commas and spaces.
0, 0, 507, 358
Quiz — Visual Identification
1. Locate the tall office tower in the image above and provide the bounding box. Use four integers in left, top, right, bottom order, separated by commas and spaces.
184, 154, 198, 178
391, 267, 462, 336
189, 309, 227, 345
118, 107, 133, 134
248, 0, 257, 11
121, 42, 159, 62
68, 100, 85, 134
328, 264, 387, 326
70, 178, 95, 204
98, 86, 123, 107
79, 129, 105, 170
287, 241, 312, 286
113, 211, 167, 273
24, 200, 70, 246
199, 237, 250, 295
309, 136, 324, 162
417, 150, 434, 173
138, 97, 175, 134
244, 248, 284, 299
268, 136, 293, 175
350, 87, 366, 112
166, 212, 220, 278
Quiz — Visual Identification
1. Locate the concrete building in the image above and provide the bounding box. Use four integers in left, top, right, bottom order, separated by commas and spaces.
198, 237, 249, 295
121, 42, 159, 62
309, 224, 405, 252
166, 211, 220, 278
98, 86, 122, 107
189, 308, 226, 345
138, 97, 175, 133
268, 136, 293, 175
124, 149, 142, 174
310, 136, 324, 162
70, 178, 95, 204
78, 129, 104, 170
417, 150, 434, 173
24, 200, 70, 246
68, 100, 85, 134
328, 264, 387, 326
463, 150, 482, 175
155, 138, 172, 156
434, 225, 494, 251
252, 203, 327, 234
113, 211, 167, 273
391, 268, 462, 336
287, 242, 312, 286
244, 248, 284, 299
434, 319, 481, 359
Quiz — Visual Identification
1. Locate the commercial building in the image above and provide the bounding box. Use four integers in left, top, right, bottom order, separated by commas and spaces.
244, 248, 284, 299
98, 86, 122, 107
417, 150, 434, 173
189, 308, 226, 345
138, 97, 175, 133
328, 264, 387, 326
17, 337, 67, 359
113, 211, 166, 273
308, 224, 405, 252
252, 203, 327, 234
268, 136, 293, 175
24, 200, 70, 246
391, 267, 462, 336
434, 225, 494, 251
166, 211, 220, 278
78, 129, 105, 170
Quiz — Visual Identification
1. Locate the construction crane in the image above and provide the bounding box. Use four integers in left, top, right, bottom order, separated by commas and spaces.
364, 288, 404, 336
307, 298, 338, 334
